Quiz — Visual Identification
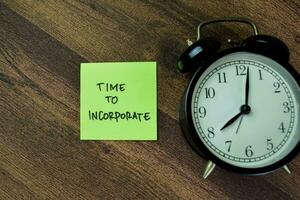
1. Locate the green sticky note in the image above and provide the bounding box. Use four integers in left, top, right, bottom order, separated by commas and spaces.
80, 62, 157, 140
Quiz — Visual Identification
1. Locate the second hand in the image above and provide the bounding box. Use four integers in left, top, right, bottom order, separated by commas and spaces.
235, 115, 244, 134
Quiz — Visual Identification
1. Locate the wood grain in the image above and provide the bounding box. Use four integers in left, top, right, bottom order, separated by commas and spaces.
0, 0, 299, 199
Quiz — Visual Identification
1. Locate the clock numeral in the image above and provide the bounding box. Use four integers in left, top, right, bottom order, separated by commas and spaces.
198, 106, 206, 118
204, 87, 215, 98
273, 82, 281, 93
225, 140, 232, 152
258, 69, 263, 80
235, 65, 247, 76
217, 72, 227, 83
278, 122, 286, 133
267, 139, 273, 151
245, 145, 253, 157
283, 102, 290, 113
207, 127, 215, 138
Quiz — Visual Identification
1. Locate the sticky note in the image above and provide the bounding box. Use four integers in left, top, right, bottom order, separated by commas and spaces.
80, 62, 157, 140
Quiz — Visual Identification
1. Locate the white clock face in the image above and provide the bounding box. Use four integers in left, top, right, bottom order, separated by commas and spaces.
191, 52, 300, 168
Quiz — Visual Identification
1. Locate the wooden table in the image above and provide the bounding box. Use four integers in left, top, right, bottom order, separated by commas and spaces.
0, 1, 299, 199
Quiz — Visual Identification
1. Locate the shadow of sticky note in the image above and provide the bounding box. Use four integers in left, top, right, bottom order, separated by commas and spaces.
80, 62, 157, 140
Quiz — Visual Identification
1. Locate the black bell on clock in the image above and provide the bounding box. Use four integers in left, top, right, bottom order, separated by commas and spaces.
177, 37, 221, 73
177, 17, 300, 178
241, 34, 290, 64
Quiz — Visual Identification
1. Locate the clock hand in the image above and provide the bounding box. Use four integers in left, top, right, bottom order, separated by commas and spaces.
220, 111, 243, 131
245, 67, 250, 105
221, 67, 251, 131
220, 105, 251, 131
235, 115, 244, 134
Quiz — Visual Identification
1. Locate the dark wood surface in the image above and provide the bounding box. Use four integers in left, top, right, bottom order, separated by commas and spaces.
0, 1, 299, 199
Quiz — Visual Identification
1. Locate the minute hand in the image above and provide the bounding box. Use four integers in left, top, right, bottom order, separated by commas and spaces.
245, 67, 249, 105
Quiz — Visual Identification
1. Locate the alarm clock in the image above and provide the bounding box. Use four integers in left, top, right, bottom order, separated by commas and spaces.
178, 17, 300, 178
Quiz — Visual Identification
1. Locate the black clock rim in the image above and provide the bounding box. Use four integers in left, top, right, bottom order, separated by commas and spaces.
182, 47, 300, 175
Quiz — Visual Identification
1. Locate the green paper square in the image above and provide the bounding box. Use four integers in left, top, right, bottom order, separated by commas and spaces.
80, 62, 157, 140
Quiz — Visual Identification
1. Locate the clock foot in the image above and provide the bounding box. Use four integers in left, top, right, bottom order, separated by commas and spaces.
187, 39, 193, 46
203, 160, 216, 179
283, 165, 291, 174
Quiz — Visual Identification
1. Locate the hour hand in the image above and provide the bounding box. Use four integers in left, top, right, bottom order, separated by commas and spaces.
220, 111, 243, 131
220, 105, 251, 131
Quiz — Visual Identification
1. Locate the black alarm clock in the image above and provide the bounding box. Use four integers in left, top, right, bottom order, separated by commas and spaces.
178, 18, 300, 178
